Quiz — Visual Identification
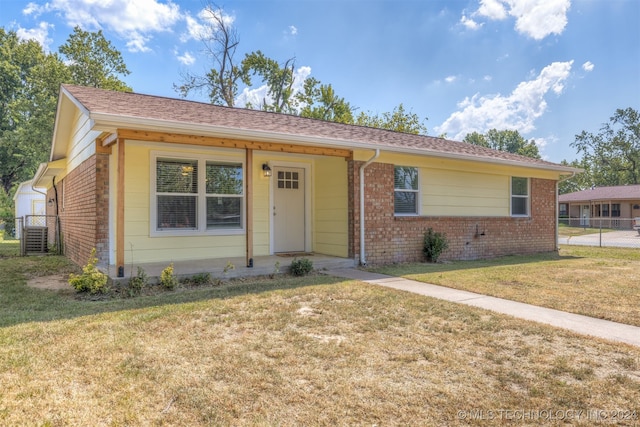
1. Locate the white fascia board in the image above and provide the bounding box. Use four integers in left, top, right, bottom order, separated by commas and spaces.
91, 112, 582, 175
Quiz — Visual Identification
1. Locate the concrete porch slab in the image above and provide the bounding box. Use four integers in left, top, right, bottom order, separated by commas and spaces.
105, 253, 356, 285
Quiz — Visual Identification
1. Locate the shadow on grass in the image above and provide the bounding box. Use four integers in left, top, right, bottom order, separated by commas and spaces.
0, 252, 349, 329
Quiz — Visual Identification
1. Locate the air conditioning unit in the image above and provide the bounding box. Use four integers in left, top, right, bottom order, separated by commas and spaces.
24, 226, 48, 253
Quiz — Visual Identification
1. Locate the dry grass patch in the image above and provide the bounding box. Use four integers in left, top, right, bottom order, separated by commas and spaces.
372, 246, 640, 327
1, 276, 640, 425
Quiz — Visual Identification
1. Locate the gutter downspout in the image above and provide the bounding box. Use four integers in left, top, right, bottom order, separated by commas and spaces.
556, 172, 576, 251
359, 149, 380, 266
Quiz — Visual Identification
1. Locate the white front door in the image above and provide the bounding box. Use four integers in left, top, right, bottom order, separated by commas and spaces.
581, 205, 590, 226
273, 167, 305, 253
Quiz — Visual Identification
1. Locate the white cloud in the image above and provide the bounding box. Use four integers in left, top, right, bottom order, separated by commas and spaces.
477, 0, 508, 20
483, 75, 493, 82
582, 61, 594, 72
435, 60, 574, 141
23, 2, 45, 16
472, 0, 571, 40
37, 0, 181, 52
236, 66, 312, 110
183, 7, 235, 42
445, 75, 458, 83
460, 14, 482, 30
289, 25, 298, 36
16, 21, 53, 50
176, 50, 195, 66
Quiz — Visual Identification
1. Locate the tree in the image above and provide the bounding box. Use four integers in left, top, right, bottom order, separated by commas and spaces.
558, 158, 591, 194
0, 26, 131, 200
296, 78, 353, 124
571, 107, 640, 186
0, 28, 58, 196
463, 129, 541, 159
355, 104, 427, 135
174, 3, 246, 106
241, 51, 298, 113
59, 26, 131, 91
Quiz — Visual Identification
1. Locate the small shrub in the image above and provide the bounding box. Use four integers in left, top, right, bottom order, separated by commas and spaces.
186, 272, 211, 286
423, 228, 449, 263
290, 258, 313, 276
128, 266, 148, 296
223, 261, 235, 276
270, 261, 281, 278
160, 263, 178, 290
69, 248, 108, 294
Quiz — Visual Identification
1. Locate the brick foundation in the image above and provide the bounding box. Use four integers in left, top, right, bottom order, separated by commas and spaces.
348, 160, 557, 265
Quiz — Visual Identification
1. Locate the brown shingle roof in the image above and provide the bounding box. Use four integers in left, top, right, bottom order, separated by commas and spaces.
61, 84, 574, 172
559, 185, 640, 202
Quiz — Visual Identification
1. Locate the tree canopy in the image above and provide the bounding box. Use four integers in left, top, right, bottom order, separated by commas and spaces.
0, 27, 131, 201
463, 129, 541, 159
570, 107, 640, 188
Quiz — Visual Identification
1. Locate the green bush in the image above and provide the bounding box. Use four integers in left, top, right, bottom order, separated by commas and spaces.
423, 228, 449, 263
160, 263, 178, 290
128, 266, 148, 296
290, 258, 313, 276
68, 248, 108, 294
185, 272, 211, 286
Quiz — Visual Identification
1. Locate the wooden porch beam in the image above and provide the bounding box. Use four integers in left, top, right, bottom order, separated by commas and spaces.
116, 138, 125, 276
116, 129, 352, 158
246, 149, 253, 267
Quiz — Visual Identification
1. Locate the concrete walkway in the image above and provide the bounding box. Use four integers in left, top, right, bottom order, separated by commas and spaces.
322, 268, 640, 348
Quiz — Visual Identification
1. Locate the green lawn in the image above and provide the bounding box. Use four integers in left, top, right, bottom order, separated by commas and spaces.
1, 237, 638, 425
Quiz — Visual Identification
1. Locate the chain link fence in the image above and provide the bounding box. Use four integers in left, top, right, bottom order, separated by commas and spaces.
558, 217, 640, 249
17, 215, 61, 256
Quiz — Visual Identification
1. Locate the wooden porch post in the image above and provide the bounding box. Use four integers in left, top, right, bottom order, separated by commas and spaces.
116, 138, 125, 276
246, 149, 253, 267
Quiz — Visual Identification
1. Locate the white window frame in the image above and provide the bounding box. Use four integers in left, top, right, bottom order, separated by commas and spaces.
510, 176, 530, 217
150, 151, 245, 237
394, 166, 420, 216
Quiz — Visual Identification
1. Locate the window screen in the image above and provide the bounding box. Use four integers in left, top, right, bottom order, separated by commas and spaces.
394, 166, 419, 215
156, 158, 198, 229
511, 177, 529, 216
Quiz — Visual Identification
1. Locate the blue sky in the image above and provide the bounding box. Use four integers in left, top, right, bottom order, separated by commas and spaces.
2, 0, 639, 163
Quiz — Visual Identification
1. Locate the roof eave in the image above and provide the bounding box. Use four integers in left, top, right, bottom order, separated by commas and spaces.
91, 112, 581, 175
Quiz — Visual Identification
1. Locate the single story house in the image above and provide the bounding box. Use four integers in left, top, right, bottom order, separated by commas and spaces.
33, 85, 579, 276
12, 179, 46, 239
559, 185, 640, 228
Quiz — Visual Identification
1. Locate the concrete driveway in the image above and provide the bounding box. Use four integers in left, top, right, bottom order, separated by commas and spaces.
559, 229, 640, 248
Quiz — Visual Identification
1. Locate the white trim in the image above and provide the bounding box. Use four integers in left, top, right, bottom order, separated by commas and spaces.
150, 150, 246, 237
268, 160, 312, 254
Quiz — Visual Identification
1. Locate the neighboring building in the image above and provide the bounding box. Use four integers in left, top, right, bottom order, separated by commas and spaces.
13, 180, 46, 239
559, 185, 640, 228
33, 85, 578, 275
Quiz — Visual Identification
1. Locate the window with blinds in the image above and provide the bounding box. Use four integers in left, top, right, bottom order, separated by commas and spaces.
394, 166, 419, 215
153, 156, 244, 233
206, 162, 243, 229
156, 158, 198, 229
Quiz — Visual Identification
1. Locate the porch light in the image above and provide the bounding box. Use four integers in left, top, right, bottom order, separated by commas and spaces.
262, 163, 272, 177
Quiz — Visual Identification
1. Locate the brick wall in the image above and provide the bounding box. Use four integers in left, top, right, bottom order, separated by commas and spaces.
348, 160, 557, 265
50, 154, 110, 267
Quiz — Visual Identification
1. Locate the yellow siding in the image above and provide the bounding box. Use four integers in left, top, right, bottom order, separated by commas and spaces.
313, 157, 348, 256
122, 141, 249, 263
422, 169, 509, 216
353, 151, 555, 217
